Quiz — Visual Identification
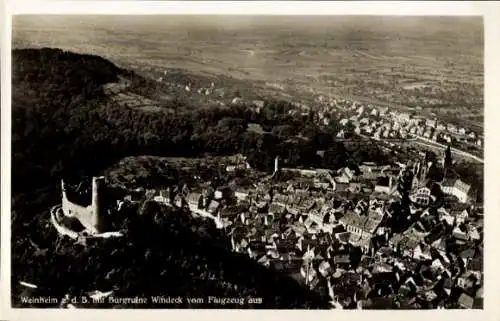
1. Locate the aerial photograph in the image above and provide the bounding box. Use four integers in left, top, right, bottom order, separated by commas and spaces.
10, 15, 483, 309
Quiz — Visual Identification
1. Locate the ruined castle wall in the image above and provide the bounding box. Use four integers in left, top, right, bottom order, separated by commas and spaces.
61, 178, 103, 234
62, 192, 98, 234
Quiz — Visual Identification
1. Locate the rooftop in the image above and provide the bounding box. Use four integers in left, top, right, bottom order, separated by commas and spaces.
441, 178, 471, 194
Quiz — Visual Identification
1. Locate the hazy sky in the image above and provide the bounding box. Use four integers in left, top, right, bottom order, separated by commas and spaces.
11, 14, 483, 82
13, 15, 482, 33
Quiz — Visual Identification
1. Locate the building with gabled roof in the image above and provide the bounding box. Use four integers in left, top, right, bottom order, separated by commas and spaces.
440, 178, 471, 203
374, 176, 395, 195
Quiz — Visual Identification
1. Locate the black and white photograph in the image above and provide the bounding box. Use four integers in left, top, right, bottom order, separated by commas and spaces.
2, 2, 499, 316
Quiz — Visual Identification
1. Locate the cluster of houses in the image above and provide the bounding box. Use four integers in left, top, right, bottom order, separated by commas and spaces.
331, 103, 482, 148
132, 69, 483, 154
155, 71, 267, 110
291, 95, 482, 152
121, 152, 482, 309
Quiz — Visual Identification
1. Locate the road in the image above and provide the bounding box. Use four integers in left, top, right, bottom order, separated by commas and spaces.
355, 133, 483, 164
411, 136, 483, 164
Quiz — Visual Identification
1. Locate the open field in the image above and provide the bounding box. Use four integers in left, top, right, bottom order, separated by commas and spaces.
13, 15, 483, 127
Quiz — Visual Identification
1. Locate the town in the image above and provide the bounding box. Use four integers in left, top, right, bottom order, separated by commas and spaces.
50, 91, 483, 309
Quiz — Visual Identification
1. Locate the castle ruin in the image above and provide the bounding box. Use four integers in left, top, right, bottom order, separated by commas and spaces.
61, 176, 105, 234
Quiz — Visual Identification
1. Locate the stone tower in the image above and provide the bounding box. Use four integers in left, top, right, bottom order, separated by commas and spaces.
274, 156, 280, 174
60, 176, 105, 234
91, 176, 105, 232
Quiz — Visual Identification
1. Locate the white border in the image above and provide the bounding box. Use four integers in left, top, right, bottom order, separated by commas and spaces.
4, 1, 493, 15
2, 2, 500, 321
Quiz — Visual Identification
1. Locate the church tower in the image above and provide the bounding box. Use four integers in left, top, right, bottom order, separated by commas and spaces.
444, 145, 452, 166
443, 145, 452, 178
420, 162, 429, 183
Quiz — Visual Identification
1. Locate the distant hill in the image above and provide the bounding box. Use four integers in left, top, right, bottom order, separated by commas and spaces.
12, 48, 126, 193
13, 48, 126, 94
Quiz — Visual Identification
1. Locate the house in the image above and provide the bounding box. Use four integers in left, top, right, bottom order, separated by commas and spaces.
338, 208, 384, 253
269, 203, 286, 216
186, 192, 203, 211
335, 182, 350, 193
359, 163, 380, 180
409, 187, 433, 206
347, 233, 372, 254
314, 180, 331, 190
173, 194, 184, 208
437, 207, 455, 226
333, 255, 351, 269
466, 225, 481, 241
124, 189, 144, 203
450, 207, 469, 225
336, 167, 355, 183
440, 179, 471, 203
416, 126, 425, 136
153, 188, 171, 205
447, 123, 457, 134
436, 123, 446, 131
298, 199, 316, 212
214, 186, 232, 200
273, 193, 289, 206
388, 227, 428, 259
452, 225, 468, 243
457, 271, 480, 291
426, 119, 436, 128
257, 255, 270, 268
431, 258, 445, 272
397, 112, 410, 123
354, 199, 368, 215
459, 247, 476, 265
431, 237, 447, 255
319, 261, 332, 277
207, 200, 221, 215
214, 190, 223, 199
349, 182, 362, 193
374, 176, 394, 195
412, 243, 432, 261
234, 188, 250, 202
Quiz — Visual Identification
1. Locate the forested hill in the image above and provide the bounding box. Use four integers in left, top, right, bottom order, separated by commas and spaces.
12, 48, 131, 193
12, 48, 127, 97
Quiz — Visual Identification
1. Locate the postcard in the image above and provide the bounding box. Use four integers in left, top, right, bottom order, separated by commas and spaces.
2, 1, 499, 321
